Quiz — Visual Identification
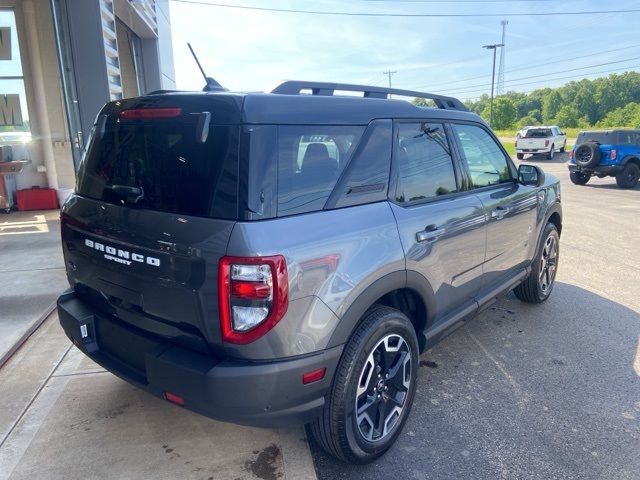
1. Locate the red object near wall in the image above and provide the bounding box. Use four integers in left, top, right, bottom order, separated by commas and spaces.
16, 187, 59, 211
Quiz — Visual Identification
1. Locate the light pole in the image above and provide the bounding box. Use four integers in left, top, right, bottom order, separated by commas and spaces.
482, 43, 503, 128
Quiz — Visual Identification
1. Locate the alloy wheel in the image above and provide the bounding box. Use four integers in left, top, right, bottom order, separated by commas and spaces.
539, 234, 558, 294
355, 334, 412, 442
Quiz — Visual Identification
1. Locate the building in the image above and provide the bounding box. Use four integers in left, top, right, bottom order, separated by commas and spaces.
0, 0, 175, 205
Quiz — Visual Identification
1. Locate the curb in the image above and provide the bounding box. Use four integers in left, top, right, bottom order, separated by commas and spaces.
0, 301, 57, 368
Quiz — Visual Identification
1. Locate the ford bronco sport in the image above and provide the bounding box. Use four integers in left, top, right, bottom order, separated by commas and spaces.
57, 81, 562, 464
569, 129, 640, 189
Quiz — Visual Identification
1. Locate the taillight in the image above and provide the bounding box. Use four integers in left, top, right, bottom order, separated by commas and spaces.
119, 108, 182, 120
610, 149, 617, 160
218, 255, 288, 344
569, 150, 574, 160
545, 140, 550, 147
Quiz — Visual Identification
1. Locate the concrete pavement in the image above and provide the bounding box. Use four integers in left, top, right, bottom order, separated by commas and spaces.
0, 210, 66, 366
0, 312, 317, 480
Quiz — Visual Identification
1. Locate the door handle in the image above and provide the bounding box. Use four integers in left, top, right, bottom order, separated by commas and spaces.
491, 206, 510, 220
416, 225, 446, 243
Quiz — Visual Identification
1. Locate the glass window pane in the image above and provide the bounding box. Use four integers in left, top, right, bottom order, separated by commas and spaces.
277, 125, 363, 216
452, 124, 512, 189
395, 123, 457, 203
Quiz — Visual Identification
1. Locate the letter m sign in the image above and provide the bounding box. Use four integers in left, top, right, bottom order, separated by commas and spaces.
0, 27, 10, 60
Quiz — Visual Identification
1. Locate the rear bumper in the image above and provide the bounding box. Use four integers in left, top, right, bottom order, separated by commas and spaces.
516, 147, 551, 154
568, 164, 623, 175
57, 290, 342, 427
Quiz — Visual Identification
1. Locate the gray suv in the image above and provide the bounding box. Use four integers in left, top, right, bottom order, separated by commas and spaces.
57, 81, 562, 464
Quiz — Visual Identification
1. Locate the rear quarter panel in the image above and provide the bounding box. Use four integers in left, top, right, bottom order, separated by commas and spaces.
224, 202, 405, 359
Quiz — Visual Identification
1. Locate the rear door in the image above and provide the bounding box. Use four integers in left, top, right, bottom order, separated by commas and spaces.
450, 122, 538, 291
62, 96, 241, 354
390, 121, 486, 323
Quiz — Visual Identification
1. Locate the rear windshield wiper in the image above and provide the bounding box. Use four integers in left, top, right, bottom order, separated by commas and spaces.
106, 185, 144, 204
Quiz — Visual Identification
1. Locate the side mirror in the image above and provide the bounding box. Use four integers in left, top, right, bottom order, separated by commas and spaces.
518, 164, 545, 187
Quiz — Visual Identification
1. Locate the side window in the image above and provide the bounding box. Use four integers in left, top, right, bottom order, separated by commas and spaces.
277, 126, 363, 216
452, 124, 512, 189
395, 122, 457, 204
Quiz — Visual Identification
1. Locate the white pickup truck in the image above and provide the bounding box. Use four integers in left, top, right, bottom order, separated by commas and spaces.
515, 126, 567, 160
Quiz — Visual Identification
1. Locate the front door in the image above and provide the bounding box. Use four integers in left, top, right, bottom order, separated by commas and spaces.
390, 122, 486, 323
450, 123, 538, 290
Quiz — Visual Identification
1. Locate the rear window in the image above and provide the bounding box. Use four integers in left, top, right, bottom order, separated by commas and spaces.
76, 114, 239, 219
277, 126, 364, 216
524, 128, 552, 138
576, 131, 617, 145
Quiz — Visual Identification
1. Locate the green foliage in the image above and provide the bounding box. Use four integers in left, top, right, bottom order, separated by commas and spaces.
596, 102, 640, 128
482, 97, 517, 130
463, 71, 640, 130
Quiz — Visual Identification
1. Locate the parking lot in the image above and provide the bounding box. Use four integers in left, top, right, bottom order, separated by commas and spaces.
0, 153, 638, 480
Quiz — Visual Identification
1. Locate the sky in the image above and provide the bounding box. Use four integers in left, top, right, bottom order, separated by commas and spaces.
167, 0, 640, 101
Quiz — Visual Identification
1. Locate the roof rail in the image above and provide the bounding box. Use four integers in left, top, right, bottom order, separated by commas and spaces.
271, 81, 468, 111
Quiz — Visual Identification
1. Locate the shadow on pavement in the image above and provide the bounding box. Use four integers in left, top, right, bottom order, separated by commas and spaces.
311, 282, 640, 480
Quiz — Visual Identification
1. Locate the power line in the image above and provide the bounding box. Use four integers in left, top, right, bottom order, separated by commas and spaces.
410, 43, 640, 90
427, 55, 640, 94
383, 70, 397, 88
170, 1, 640, 17
436, 65, 640, 97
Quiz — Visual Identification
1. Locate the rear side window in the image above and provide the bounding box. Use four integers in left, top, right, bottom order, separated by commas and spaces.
77, 114, 239, 219
277, 126, 364, 216
394, 122, 457, 203
452, 123, 512, 188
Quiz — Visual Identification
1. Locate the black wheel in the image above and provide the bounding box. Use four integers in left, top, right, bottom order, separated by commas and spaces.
516, 153, 524, 160
546, 144, 555, 160
574, 142, 601, 168
560, 142, 566, 153
615, 162, 640, 189
308, 305, 419, 464
569, 171, 590, 185
514, 223, 559, 304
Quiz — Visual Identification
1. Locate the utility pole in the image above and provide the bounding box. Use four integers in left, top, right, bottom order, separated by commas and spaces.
383, 70, 397, 89
482, 43, 503, 128
497, 20, 508, 96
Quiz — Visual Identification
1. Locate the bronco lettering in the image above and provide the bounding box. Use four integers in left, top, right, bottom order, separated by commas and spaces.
84, 238, 160, 267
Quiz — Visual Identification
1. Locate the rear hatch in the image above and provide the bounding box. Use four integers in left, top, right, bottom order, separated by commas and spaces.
61, 94, 242, 355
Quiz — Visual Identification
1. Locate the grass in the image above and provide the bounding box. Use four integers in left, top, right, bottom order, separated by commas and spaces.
502, 140, 574, 156
502, 141, 516, 155
494, 127, 583, 139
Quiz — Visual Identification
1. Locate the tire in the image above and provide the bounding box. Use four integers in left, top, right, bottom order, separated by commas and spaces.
560, 141, 566, 153
514, 223, 560, 304
615, 162, 640, 189
516, 153, 524, 160
308, 305, 419, 464
569, 171, 590, 185
546, 144, 555, 160
574, 142, 602, 169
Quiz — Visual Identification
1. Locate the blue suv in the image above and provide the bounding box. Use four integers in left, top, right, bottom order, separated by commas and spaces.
568, 129, 640, 188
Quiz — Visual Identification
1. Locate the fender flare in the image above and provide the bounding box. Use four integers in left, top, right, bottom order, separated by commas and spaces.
621, 155, 640, 167
326, 270, 436, 349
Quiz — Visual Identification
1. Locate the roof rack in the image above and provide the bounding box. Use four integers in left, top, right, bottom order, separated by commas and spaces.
271, 81, 468, 111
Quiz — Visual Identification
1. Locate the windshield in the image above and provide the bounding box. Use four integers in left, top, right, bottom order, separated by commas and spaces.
76, 115, 239, 219
524, 129, 553, 138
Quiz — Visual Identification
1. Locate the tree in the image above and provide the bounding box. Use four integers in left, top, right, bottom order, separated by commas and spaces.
517, 115, 541, 128
482, 97, 516, 130
542, 90, 563, 122
596, 102, 640, 128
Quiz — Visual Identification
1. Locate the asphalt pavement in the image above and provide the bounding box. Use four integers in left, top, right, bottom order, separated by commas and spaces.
311, 153, 640, 480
